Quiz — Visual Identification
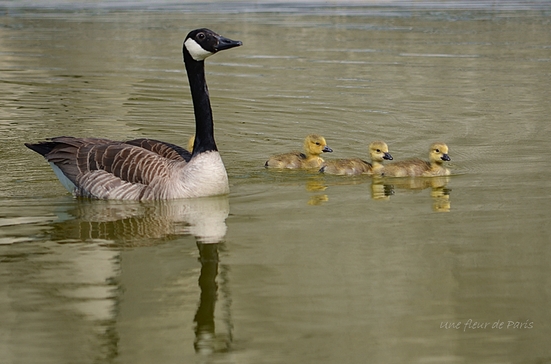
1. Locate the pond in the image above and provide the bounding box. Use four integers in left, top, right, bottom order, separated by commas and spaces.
1, 1, 551, 363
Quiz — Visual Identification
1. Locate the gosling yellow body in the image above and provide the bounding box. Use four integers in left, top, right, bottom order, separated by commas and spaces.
383, 142, 451, 177
320, 141, 393, 176
265, 134, 333, 169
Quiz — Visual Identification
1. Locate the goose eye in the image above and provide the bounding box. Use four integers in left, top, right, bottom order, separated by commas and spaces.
197, 32, 205, 40
435, 149, 440, 153
315, 142, 321, 146
376, 149, 381, 153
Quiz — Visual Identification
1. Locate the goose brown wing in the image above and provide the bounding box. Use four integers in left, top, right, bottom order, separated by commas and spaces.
124, 138, 192, 162
29, 136, 175, 188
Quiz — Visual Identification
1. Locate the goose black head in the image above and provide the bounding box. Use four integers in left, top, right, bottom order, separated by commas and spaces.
183, 28, 242, 62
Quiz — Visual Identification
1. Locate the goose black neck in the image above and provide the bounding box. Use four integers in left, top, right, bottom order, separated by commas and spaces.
184, 52, 217, 156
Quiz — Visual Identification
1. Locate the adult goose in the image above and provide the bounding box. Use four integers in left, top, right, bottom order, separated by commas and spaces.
383, 142, 451, 177
320, 141, 393, 176
25, 28, 242, 200
264, 134, 333, 169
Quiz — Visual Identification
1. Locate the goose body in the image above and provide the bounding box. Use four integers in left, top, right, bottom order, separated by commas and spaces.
265, 134, 333, 169
25, 29, 242, 200
383, 142, 451, 177
320, 141, 393, 176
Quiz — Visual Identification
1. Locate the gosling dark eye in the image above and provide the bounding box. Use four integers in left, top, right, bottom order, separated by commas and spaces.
435, 149, 440, 153
376, 149, 381, 153
315, 142, 321, 146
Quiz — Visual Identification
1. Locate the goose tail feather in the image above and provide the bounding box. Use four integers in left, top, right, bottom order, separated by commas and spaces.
25, 140, 57, 157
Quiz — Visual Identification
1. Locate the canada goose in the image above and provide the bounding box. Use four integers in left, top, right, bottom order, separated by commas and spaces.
265, 134, 333, 169
383, 142, 451, 177
25, 28, 242, 200
320, 141, 393, 176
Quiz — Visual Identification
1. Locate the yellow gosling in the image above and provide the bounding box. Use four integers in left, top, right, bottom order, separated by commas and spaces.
265, 134, 333, 169
320, 141, 393, 176
187, 135, 195, 153
383, 142, 451, 177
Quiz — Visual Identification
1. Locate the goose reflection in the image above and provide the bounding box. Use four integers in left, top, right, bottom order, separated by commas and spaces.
52, 196, 229, 245
49, 196, 232, 356
194, 241, 232, 354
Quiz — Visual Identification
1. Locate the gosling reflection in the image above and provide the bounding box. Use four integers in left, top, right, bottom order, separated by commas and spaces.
376, 176, 452, 212
305, 175, 329, 205
317, 174, 451, 211
370, 177, 395, 200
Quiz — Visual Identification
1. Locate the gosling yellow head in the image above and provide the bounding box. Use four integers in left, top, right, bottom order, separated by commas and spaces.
429, 142, 451, 165
369, 141, 393, 164
304, 134, 333, 157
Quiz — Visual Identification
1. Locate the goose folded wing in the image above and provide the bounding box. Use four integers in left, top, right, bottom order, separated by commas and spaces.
37, 136, 176, 190
124, 138, 192, 162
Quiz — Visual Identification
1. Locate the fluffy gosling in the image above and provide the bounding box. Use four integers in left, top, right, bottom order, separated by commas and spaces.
265, 134, 333, 169
383, 142, 451, 177
320, 141, 393, 176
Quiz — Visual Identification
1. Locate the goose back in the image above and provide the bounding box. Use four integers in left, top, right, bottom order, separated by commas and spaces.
125, 138, 192, 162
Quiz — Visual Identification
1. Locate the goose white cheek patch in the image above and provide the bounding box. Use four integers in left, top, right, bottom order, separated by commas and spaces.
184, 38, 214, 61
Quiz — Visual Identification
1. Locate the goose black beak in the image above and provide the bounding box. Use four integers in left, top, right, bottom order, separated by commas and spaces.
215, 35, 242, 52
441, 154, 451, 161
383, 152, 393, 161
322, 146, 333, 153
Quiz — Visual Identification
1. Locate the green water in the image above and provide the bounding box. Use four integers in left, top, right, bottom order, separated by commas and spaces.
1, 2, 551, 363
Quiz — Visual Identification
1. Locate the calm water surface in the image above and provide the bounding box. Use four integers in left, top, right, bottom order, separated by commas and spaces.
1, 2, 551, 363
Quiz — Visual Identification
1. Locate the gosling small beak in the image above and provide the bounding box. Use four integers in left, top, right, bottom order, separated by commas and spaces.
215, 35, 243, 52
441, 154, 451, 162
322, 146, 333, 153
383, 152, 393, 161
